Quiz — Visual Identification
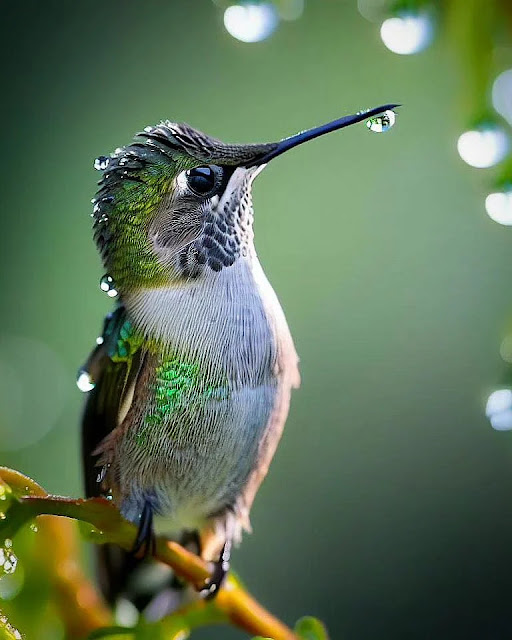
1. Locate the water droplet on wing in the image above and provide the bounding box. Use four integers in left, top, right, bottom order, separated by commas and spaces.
76, 370, 95, 393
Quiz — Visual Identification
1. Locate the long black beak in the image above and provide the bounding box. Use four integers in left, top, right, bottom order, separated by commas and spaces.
248, 103, 400, 166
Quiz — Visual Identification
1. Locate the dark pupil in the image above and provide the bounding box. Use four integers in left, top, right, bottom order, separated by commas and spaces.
186, 166, 216, 195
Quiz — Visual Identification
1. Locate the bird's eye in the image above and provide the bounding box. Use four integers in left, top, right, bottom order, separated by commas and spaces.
184, 166, 222, 197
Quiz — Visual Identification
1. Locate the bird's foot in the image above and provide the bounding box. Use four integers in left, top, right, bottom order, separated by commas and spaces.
200, 540, 231, 600
132, 500, 156, 559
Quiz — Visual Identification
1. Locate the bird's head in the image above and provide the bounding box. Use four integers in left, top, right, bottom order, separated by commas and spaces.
91, 105, 397, 294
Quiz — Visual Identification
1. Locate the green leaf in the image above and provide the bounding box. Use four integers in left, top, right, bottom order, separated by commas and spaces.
136, 616, 188, 640
294, 616, 329, 640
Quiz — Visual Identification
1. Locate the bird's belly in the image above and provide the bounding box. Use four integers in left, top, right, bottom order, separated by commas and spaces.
118, 382, 276, 530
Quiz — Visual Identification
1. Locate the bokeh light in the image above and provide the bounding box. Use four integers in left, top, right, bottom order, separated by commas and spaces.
492, 69, 512, 126
278, 0, 304, 21
380, 12, 434, 55
357, 0, 388, 23
486, 388, 512, 431
223, 3, 279, 42
0, 336, 69, 451
485, 188, 512, 225
499, 335, 512, 363
457, 125, 510, 168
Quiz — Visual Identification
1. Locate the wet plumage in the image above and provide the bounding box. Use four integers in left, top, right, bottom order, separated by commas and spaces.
80, 105, 397, 612
81, 121, 299, 610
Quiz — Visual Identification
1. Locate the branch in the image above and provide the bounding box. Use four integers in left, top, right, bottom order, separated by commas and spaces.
0, 467, 302, 640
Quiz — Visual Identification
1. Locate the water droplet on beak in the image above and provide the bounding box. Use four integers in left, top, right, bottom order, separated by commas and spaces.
366, 109, 396, 133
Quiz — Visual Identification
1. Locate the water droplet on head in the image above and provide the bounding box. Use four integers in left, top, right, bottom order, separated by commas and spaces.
100, 274, 119, 298
366, 110, 396, 133
94, 156, 110, 171
29, 523, 38, 533
76, 370, 95, 393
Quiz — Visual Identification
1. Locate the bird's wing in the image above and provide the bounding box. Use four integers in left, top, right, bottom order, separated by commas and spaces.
80, 305, 144, 498
80, 305, 149, 603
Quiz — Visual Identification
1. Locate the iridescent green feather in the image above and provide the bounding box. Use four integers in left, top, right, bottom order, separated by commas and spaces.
94, 148, 196, 291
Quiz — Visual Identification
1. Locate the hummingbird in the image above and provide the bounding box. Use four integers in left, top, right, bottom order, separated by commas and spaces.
80, 104, 398, 614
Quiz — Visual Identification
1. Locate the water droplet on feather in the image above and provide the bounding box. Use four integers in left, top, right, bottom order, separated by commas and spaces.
76, 370, 95, 393
100, 274, 118, 298
94, 156, 110, 171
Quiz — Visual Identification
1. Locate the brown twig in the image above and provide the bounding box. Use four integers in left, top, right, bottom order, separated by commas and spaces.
0, 467, 298, 640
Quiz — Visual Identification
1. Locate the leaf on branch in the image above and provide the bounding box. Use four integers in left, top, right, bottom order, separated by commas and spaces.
0, 467, 326, 640
294, 617, 329, 640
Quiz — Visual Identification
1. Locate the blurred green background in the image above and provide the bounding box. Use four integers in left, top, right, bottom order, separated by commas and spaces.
1, 1, 512, 638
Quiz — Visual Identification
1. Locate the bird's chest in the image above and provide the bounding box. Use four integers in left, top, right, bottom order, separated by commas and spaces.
116, 259, 295, 524
119, 359, 277, 526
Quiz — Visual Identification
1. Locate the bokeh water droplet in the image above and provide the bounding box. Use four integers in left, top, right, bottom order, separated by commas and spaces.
485, 187, 512, 225
94, 156, 110, 171
366, 110, 396, 133
486, 388, 512, 430
76, 370, 95, 393
278, 0, 304, 21
457, 124, 510, 168
0, 335, 68, 451
100, 274, 119, 298
492, 69, 512, 127
223, 2, 279, 43
380, 11, 434, 55
0, 559, 24, 601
